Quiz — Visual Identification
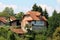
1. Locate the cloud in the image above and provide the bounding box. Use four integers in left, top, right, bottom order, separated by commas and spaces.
39, 4, 60, 16
55, 7, 60, 13
0, 2, 17, 12
17, 6, 32, 13
39, 4, 54, 16
56, 0, 60, 3
0, 2, 60, 16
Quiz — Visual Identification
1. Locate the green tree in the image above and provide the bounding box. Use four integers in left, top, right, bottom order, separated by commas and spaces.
1, 7, 14, 18
53, 27, 60, 40
9, 8, 14, 16
47, 10, 60, 37
32, 4, 43, 15
57, 13, 60, 26
32, 4, 39, 11
16, 12, 24, 21
52, 10, 58, 28
43, 9, 48, 19
38, 6, 43, 15
52, 10, 57, 16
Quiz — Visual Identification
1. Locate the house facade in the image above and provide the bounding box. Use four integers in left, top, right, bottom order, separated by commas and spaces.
9, 16, 21, 27
21, 11, 47, 32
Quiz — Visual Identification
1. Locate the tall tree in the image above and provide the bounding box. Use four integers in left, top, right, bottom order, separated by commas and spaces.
3, 7, 10, 13
43, 9, 48, 19
47, 10, 58, 37
57, 12, 60, 26
53, 27, 60, 40
38, 6, 43, 15
9, 8, 14, 16
1, 7, 10, 17
16, 12, 24, 21
32, 4, 38, 11
32, 4, 43, 15
52, 10, 57, 16
2, 7, 14, 17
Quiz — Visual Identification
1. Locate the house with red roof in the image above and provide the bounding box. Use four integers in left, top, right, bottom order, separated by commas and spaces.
0, 17, 7, 26
9, 16, 21, 26
9, 16, 24, 34
21, 11, 47, 32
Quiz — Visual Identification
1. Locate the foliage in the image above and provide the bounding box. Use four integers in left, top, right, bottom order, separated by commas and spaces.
35, 34, 47, 40
0, 7, 14, 18
32, 4, 39, 11
43, 9, 48, 19
47, 10, 60, 37
53, 27, 60, 40
32, 4, 43, 15
3, 7, 14, 16
32, 4, 49, 17
0, 27, 17, 40
16, 12, 24, 21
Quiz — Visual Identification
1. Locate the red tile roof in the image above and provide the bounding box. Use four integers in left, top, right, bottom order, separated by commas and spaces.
0, 17, 7, 23
24, 11, 47, 21
42, 16, 47, 21
26, 11, 41, 16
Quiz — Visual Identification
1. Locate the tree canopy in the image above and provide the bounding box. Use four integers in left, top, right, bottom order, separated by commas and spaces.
15, 12, 24, 21
0, 7, 14, 18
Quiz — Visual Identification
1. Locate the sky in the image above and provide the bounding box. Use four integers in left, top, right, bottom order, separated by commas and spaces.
0, 0, 60, 16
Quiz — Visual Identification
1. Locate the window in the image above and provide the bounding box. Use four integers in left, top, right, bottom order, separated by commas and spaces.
31, 21, 44, 26
35, 21, 44, 26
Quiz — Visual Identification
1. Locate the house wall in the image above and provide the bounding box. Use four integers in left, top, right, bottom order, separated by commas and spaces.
21, 20, 47, 33
21, 20, 28, 33
29, 20, 47, 31
21, 15, 47, 32
10, 20, 21, 27
30, 20, 45, 26
21, 16, 33, 33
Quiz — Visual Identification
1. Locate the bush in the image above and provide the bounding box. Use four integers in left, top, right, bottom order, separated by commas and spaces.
53, 27, 60, 40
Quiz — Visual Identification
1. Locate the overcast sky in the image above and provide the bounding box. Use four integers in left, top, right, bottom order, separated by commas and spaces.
0, 0, 60, 16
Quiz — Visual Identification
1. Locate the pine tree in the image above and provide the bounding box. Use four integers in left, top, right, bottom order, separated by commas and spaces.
43, 9, 48, 19
47, 10, 58, 37
32, 4, 43, 15
32, 4, 38, 11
